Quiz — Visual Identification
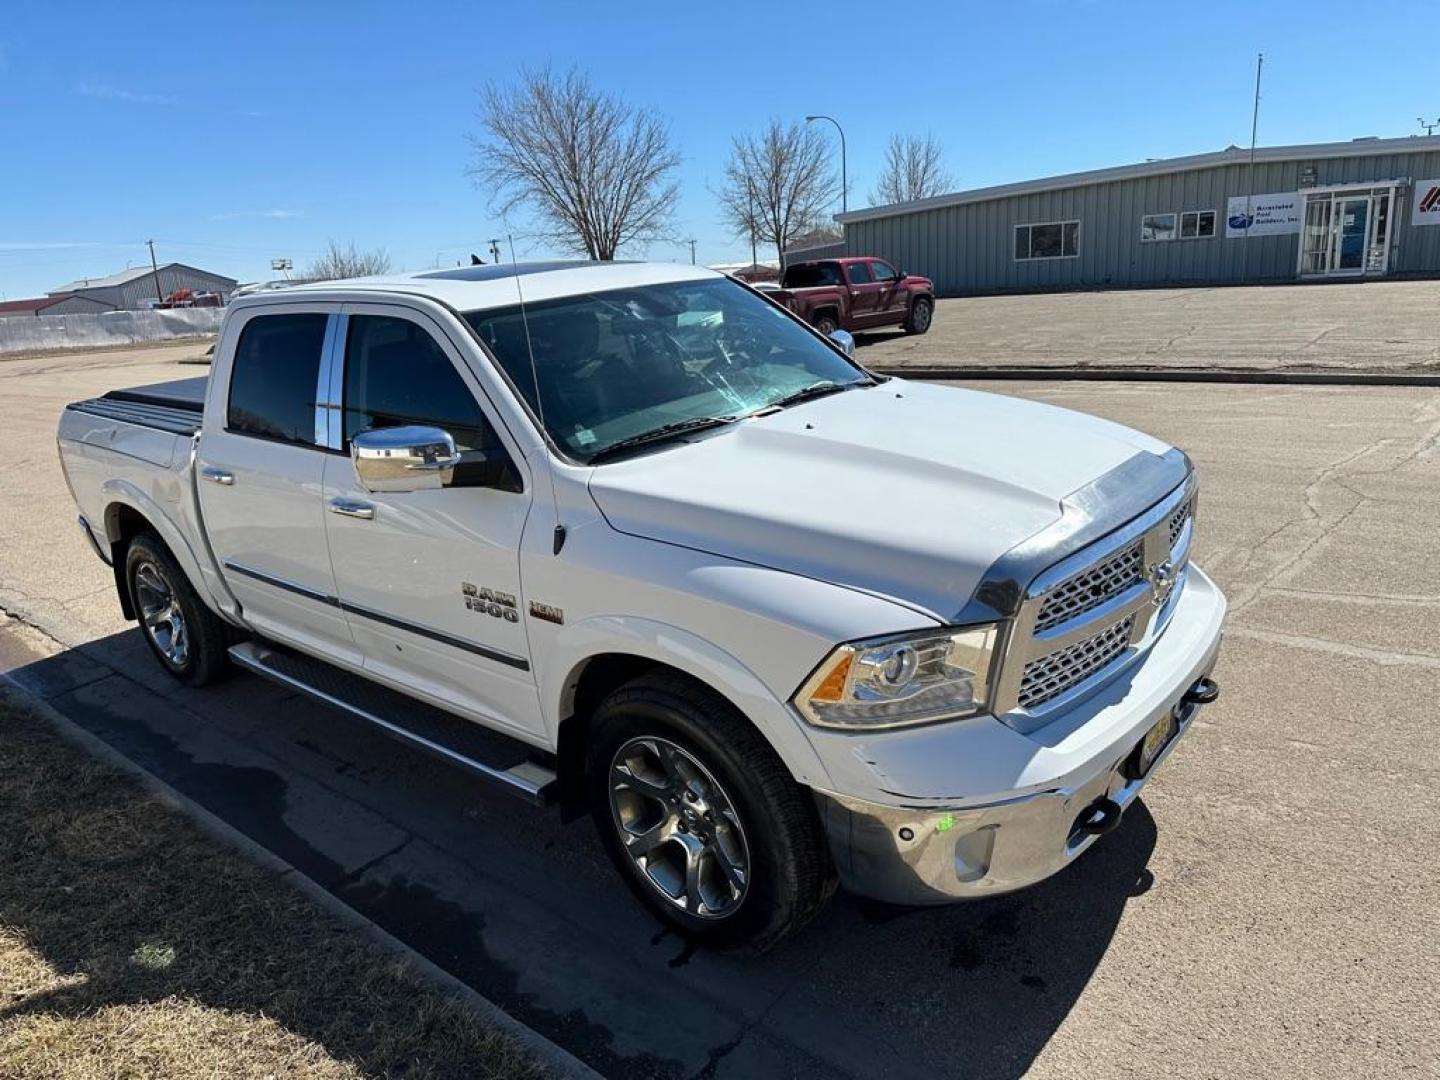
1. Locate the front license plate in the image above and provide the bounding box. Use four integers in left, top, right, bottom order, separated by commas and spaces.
1132, 710, 1179, 778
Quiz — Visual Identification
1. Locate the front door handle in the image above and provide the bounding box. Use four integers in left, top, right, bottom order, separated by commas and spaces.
329, 498, 375, 520
201, 467, 234, 486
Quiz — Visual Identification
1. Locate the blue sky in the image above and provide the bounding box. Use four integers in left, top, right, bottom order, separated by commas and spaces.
2, 0, 1437, 298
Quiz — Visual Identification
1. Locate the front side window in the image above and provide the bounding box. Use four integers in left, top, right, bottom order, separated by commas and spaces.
1141, 213, 1178, 242
781, 262, 843, 288
464, 277, 871, 463
1014, 221, 1080, 260
227, 312, 328, 446
343, 314, 495, 453
870, 261, 899, 282
845, 262, 873, 284
1180, 210, 1217, 239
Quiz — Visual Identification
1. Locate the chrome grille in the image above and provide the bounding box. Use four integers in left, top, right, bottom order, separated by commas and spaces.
1018, 615, 1135, 710
992, 477, 1199, 721
1167, 498, 1193, 549
1033, 540, 1144, 633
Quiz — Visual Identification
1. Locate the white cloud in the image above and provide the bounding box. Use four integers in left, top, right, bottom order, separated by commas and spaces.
76, 81, 176, 106
209, 209, 304, 221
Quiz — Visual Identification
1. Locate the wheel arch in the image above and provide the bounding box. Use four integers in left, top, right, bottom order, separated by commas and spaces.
99, 484, 218, 623
546, 618, 834, 801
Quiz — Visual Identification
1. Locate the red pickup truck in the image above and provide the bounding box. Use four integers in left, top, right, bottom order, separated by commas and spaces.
771, 257, 934, 337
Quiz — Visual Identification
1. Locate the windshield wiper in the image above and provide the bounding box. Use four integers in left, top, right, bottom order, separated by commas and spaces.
587, 415, 740, 464
767, 379, 866, 411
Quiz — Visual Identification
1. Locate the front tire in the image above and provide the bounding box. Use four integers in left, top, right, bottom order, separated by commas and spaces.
125, 532, 231, 686
586, 671, 835, 949
904, 296, 933, 334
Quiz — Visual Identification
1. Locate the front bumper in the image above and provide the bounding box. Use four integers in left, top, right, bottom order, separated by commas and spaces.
812, 568, 1225, 905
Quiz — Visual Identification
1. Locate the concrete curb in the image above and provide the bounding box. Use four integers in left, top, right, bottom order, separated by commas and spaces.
871, 365, 1440, 387
0, 679, 603, 1080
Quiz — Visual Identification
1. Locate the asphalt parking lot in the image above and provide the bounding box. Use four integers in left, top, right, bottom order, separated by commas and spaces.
2, 337, 1438, 1078
857, 279, 1440, 373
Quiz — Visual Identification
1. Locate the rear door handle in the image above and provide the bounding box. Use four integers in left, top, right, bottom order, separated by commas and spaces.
329, 498, 375, 520
201, 467, 234, 486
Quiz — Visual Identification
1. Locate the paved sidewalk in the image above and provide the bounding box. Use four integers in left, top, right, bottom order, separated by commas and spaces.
859, 280, 1440, 374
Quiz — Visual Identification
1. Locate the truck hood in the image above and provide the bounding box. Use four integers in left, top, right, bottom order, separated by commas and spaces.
586, 380, 1172, 620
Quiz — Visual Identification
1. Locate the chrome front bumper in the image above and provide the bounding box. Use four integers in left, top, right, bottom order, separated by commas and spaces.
813, 666, 1219, 906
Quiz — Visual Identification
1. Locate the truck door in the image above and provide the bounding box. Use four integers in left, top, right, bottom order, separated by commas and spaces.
197, 305, 360, 664
321, 303, 542, 739
844, 260, 881, 326
869, 260, 908, 320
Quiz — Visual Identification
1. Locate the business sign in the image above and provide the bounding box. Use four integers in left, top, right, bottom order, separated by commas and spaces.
1412, 179, 1440, 226
1225, 192, 1302, 237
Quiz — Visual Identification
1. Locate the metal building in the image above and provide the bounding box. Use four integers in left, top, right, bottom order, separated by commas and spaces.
47, 263, 238, 310
834, 135, 1440, 295
0, 293, 116, 318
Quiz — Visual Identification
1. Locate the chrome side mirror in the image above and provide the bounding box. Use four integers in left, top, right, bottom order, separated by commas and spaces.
351, 425, 460, 493
829, 328, 856, 357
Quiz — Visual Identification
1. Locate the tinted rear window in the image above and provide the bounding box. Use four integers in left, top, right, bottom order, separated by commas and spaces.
227, 313, 327, 446
781, 262, 842, 288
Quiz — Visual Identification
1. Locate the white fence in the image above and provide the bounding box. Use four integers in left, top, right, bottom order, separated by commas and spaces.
0, 308, 223, 355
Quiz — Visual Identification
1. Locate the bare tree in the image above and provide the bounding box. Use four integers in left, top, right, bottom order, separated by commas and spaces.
869, 134, 953, 206
469, 67, 680, 260
717, 120, 841, 269
305, 241, 393, 281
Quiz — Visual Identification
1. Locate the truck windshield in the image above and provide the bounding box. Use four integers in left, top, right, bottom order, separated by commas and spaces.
463, 277, 870, 463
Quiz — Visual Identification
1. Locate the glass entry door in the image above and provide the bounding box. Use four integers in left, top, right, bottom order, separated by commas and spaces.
1335, 198, 1369, 271
1298, 187, 1394, 277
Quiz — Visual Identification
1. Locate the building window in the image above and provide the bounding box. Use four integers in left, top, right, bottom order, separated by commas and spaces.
1141, 213, 1177, 242
1180, 210, 1217, 239
1014, 220, 1079, 260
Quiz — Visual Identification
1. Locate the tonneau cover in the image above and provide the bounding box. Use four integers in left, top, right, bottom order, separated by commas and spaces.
105, 375, 208, 412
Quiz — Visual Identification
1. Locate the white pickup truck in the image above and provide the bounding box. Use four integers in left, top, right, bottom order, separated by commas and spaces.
58, 262, 1224, 947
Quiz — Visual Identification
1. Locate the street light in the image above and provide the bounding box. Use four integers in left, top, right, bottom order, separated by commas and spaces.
805, 114, 847, 215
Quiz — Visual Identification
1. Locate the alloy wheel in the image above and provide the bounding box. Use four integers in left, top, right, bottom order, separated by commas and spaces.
608, 736, 751, 919
134, 560, 189, 668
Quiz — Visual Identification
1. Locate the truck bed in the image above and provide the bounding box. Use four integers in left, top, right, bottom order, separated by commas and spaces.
67, 375, 206, 437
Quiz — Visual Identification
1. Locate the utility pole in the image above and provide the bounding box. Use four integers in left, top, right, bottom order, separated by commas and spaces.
686, 238, 697, 265
145, 239, 164, 303
805, 114, 847, 215
1419, 117, 1440, 136
1241, 53, 1263, 285
487, 238, 503, 264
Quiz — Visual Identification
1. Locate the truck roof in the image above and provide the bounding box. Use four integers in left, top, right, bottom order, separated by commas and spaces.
252, 260, 720, 314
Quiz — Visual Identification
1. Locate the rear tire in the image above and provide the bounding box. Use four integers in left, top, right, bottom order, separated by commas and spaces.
586, 671, 835, 950
814, 313, 839, 337
904, 296, 933, 334
124, 532, 231, 686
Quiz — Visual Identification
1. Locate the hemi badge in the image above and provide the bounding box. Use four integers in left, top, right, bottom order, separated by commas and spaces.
529, 601, 564, 625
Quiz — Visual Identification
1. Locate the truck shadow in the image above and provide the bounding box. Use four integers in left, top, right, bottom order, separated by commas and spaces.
4, 629, 1158, 1080
855, 329, 909, 349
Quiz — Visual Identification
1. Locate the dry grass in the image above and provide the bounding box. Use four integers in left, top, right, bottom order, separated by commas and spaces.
0, 690, 543, 1079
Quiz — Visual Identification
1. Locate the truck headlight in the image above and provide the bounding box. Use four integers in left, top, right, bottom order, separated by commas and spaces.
793, 624, 1001, 730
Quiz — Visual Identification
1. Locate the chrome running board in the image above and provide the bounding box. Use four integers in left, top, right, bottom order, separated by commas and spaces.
228, 641, 557, 805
